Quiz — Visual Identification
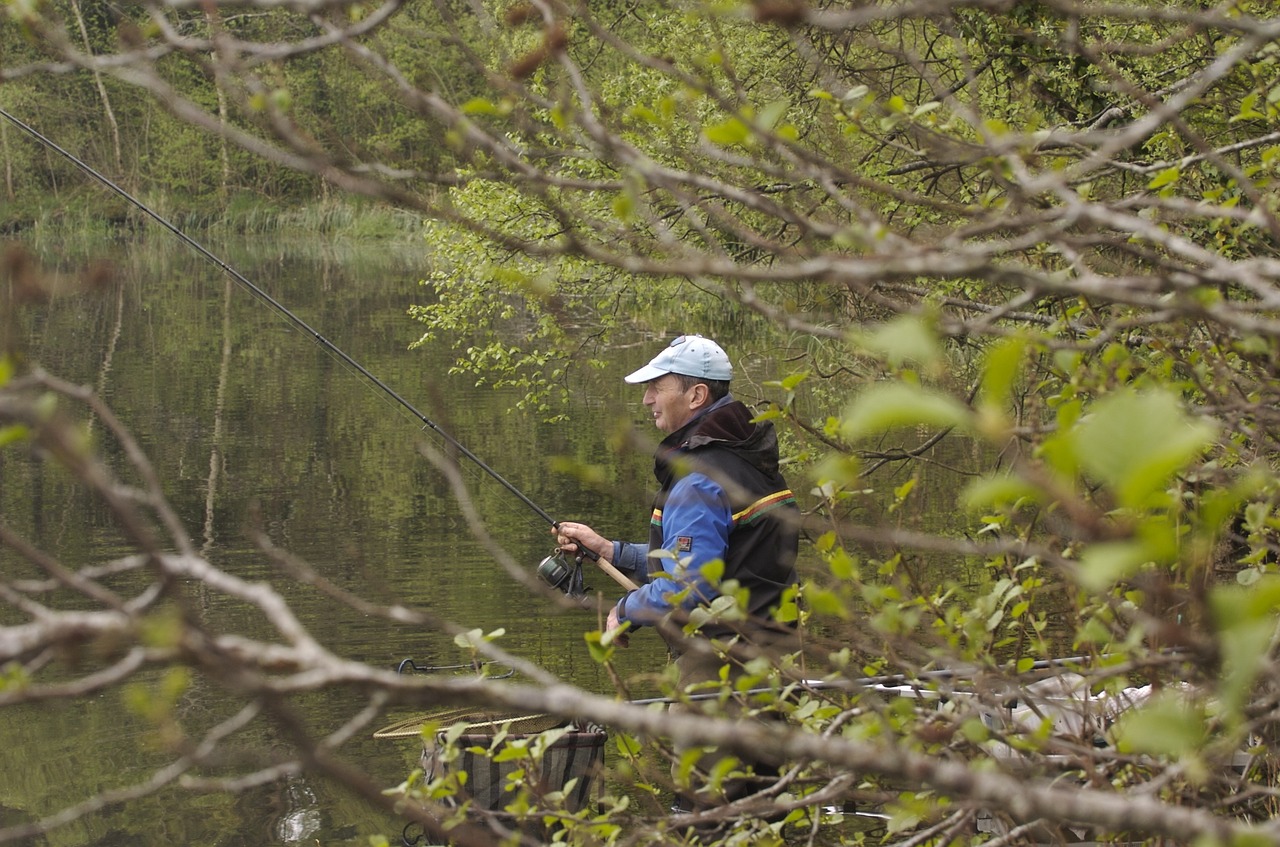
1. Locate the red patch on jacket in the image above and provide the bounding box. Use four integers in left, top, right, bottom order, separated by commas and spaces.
676, 535, 693, 553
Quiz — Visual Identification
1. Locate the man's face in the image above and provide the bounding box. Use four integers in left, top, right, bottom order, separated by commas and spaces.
642, 373, 696, 434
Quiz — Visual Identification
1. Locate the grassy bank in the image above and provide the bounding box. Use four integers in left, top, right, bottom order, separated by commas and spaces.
1, 188, 423, 241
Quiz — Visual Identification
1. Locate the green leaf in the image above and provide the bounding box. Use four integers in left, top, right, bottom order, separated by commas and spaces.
841, 382, 970, 441
1232, 92, 1265, 122
803, 586, 849, 618
1209, 579, 1280, 717
826, 547, 856, 580
1223, 832, 1277, 847
269, 88, 292, 112
1069, 389, 1217, 507
757, 98, 789, 130
453, 628, 484, 649
1077, 541, 1151, 593
1213, 575, 1280, 622
1147, 166, 1181, 189
703, 117, 750, 146
1113, 692, 1208, 758
1216, 614, 1273, 720
625, 104, 659, 124
549, 104, 568, 131
979, 336, 1029, 413
1237, 567, 1262, 586
611, 192, 634, 221
960, 474, 1040, 512
700, 558, 725, 585
1244, 502, 1270, 533
0, 424, 30, 449
492, 744, 527, 763
850, 315, 943, 369
583, 630, 611, 663
0, 663, 30, 693
779, 371, 808, 391
614, 733, 642, 758
842, 84, 869, 102
461, 97, 501, 116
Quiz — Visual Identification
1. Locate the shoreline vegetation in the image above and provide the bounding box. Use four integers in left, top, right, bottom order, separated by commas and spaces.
0, 189, 423, 241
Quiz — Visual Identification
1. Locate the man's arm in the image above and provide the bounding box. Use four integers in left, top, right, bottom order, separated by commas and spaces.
615, 473, 731, 626
611, 542, 649, 579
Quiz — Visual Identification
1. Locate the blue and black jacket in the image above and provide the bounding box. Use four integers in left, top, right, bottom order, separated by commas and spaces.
612, 394, 799, 643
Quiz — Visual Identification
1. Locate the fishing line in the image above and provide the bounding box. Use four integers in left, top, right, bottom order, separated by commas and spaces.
0, 107, 589, 565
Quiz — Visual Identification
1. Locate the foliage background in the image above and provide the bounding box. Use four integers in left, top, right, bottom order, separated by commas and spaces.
5, 0, 1280, 844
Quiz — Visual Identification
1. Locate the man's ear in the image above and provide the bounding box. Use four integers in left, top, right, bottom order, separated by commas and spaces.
688, 382, 710, 409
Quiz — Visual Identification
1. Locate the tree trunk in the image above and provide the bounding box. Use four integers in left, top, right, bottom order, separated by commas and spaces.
204, 7, 231, 199
1, 110, 12, 201
69, 0, 124, 175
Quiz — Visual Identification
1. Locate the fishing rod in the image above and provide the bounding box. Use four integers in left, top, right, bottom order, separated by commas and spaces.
0, 107, 636, 596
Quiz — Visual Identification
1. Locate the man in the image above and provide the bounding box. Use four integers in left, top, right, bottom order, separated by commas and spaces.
555, 334, 801, 814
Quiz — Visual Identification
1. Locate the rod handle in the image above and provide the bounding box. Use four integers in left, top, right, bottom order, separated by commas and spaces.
592, 556, 639, 592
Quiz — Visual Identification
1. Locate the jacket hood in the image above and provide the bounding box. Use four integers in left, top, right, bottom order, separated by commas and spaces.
657, 395, 781, 477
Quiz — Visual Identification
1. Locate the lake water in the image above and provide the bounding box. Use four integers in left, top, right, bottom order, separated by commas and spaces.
1, 232, 677, 846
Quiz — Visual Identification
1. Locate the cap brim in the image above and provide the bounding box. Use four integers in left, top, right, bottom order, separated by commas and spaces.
623, 364, 668, 384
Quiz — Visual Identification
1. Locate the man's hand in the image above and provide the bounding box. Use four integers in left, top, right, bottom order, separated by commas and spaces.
554, 521, 611, 563
606, 603, 630, 648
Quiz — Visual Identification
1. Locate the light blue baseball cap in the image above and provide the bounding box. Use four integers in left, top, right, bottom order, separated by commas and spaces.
623, 334, 733, 384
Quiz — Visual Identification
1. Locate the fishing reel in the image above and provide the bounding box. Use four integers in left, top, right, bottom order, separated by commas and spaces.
537, 550, 586, 597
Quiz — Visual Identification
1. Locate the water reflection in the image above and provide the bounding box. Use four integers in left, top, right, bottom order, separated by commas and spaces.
272, 776, 323, 844
1, 232, 670, 846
